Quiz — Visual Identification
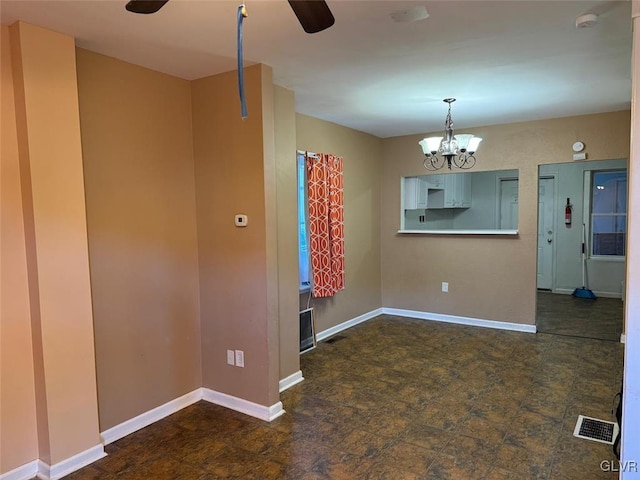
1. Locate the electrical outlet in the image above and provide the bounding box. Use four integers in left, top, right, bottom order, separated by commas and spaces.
442, 282, 449, 293
235, 350, 245, 368
227, 350, 235, 366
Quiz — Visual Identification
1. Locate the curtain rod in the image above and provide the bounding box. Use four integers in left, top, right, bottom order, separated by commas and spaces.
297, 149, 319, 159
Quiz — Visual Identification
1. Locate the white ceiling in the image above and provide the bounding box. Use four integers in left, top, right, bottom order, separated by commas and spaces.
1, 0, 632, 138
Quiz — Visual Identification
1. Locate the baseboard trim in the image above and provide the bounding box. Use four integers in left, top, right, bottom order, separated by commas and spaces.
100, 388, 201, 445
40, 444, 106, 480
316, 308, 384, 342
553, 288, 622, 299
382, 307, 537, 333
279, 370, 304, 392
0, 460, 39, 480
0, 444, 107, 480
201, 388, 285, 422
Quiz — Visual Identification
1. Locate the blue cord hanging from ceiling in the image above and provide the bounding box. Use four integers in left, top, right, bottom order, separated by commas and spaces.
237, 4, 248, 119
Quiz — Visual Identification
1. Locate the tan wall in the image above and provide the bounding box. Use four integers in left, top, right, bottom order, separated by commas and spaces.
9, 21, 101, 464
274, 86, 300, 381
193, 65, 279, 407
381, 110, 630, 325
76, 49, 202, 430
0, 24, 39, 474
261, 69, 281, 404
296, 114, 383, 333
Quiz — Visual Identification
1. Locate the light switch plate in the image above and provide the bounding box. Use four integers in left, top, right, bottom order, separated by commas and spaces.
235, 350, 244, 368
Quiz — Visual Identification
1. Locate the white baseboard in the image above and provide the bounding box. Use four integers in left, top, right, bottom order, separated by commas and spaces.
41, 444, 106, 480
382, 307, 537, 334
0, 460, 39, 480
316, 308, 383, 342
101, 386, 285, 448
279, 370, 304, 392
0, 444, 106, 480
201, 388, 285, 421
100, 388, 201, 445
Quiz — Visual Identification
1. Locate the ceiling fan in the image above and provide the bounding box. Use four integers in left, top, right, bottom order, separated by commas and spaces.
125, 0, 335, 34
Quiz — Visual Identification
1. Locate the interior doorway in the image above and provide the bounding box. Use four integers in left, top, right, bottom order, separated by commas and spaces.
535, 162, 626, 342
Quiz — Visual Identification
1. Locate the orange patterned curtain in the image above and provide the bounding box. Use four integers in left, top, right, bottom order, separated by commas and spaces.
306, 152, 345, 298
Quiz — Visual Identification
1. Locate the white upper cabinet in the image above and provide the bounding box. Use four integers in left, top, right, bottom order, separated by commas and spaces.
425, 173, 471, 209
403, 176, 430, 209
403, 173, 471, 210
443, 173, 471, 208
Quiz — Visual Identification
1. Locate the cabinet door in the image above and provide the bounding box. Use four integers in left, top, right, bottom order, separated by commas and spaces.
404, 176, 430, 209
404, 177, 418, 210
427, 174, 444, 189
443, 173, 471, 208
443, 175, 458, 207
416, 177, 429, 209
459, 173, 472, 207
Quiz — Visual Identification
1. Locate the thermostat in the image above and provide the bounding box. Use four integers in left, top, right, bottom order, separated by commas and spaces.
234, 214, 248, 227
572, 141, 585, 152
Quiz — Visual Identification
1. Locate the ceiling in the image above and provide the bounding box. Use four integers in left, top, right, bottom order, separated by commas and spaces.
1, 0, 632, 138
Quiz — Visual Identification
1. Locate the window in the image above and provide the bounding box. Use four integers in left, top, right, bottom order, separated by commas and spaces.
297, 152, 310, 290
590, 170, 627, 257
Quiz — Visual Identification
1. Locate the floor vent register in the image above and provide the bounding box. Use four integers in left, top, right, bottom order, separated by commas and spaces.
573, 415, 619, 445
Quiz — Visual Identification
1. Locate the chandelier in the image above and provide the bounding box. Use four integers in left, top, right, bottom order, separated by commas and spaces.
418, 98, 482, 171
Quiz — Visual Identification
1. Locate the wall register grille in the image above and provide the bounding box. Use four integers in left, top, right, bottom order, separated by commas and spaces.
299, 308, 316, 353
573, 415, 618, 445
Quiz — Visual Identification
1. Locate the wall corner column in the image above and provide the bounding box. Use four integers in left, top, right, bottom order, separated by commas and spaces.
8, 21, 102, 469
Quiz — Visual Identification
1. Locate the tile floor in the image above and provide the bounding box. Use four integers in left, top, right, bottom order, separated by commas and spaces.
60, 315, 623, 479
536, 291, 624, 342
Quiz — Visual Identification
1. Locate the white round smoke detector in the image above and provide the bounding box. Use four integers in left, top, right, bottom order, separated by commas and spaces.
390, 5, 429, 23
572, 141, 585, 152
576, 13, 598, 28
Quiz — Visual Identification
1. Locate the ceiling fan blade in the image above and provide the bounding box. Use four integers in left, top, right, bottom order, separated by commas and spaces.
288, 0, 335, 34
125, 0, 169, 14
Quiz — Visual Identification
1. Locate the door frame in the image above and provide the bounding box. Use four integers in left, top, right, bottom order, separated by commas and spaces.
495, 175, 519, 230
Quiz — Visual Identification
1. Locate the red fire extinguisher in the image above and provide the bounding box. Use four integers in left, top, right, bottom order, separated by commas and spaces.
565, 198, 572, 225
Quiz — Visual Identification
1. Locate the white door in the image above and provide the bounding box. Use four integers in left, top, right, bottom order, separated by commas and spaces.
537, 177, 555, 289
499, 179, 519, 230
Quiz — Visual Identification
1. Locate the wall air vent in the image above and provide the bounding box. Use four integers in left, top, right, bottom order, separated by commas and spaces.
299, 308, 316, 353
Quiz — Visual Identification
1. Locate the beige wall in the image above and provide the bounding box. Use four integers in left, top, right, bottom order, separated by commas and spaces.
0, 24, 39, 474
193, 65, 279, 407
381, 110, 630, 325
8, 21, 101, 464
274, 86, 300, 381
296, 114, 383, 333
76, 49, 202, 430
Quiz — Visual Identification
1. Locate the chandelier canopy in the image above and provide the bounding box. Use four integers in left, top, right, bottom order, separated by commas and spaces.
418, 98, 482, 171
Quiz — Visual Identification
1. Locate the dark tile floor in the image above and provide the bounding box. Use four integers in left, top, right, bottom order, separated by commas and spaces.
60, 315, 623, 479
536, 291, 624, 342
